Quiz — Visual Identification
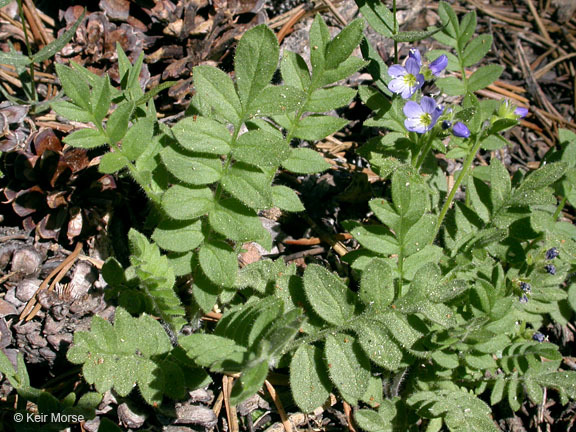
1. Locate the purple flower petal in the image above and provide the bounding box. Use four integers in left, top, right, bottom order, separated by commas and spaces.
405, 118, 427, 133
429, 55, 448, 76
514, 107, 529, 118
388, 78, 407, 95
420, 96, 437, 114
415, 73, 425, 89
452, 122, 471, 138
388, 65, 406, 78
403, 101, 424, 118
400, 86, 416, 99
409, 49, 422, 67
405, 57, 421, 75
430, 106, 444, 126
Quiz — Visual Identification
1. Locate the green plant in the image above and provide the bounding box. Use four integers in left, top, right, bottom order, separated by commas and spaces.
36, 4, 576, 431
0, 2, 84, 109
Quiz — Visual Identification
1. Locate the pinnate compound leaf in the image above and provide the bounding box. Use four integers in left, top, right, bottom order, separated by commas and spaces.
293, 115, 349, 140
235, 24, 279, 107
193, 66, 242, 124
171, 116, 231, 154
128, 230, 185, 330
198, 241, 238, 287
67, 308, 172, 405
162, 185, 214, 220
532, 371, 576, 399
281, 148, 331, 174
234, 130, 291, 168
271, 185, 305, 212
324, 334, 371, 404
160, 147, 222, 185
152, 219, 204, 253
290, 345, 331, 412
63, 128, 108, 149
221, 163, 272, 209
303, 264, 355, 325
359, 258, 394, 308
468, 65, 504, 92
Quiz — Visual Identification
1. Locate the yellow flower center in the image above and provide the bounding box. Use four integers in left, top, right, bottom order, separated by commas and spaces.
420, 113, 432, 127
403, 73, 417, 87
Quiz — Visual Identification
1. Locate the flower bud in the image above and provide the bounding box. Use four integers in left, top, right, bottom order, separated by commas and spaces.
429, 55, 448, 76
452, 122, 470, 138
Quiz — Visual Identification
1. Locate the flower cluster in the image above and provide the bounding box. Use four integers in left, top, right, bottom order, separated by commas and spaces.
387, 49, 472, 137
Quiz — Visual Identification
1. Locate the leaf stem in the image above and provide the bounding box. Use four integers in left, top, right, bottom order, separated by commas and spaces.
393, 0, 398, 63
553, 196, 567, 221
434, 133, 482, 240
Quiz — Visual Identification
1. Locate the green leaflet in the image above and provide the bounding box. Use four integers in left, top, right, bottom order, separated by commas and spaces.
290, 345, 331, 412
171, 116, 231, 154
152, 219, 204, 253
162, 185, 214, 220
198, 240, 238, 287
306, 86, 357, 113
281, 148, 331, 174
359, 258, 394, 308
356, 319, 404, 370
324, 334, 371, 404
193, 65, 242, 124
235, 25, 279, 108
160, 147, 222, 185
293, 115, 349, 140
233, 130, 291, 168
303, 264, 355, 325
220, 163, 273, 209
271, 185, 305, 212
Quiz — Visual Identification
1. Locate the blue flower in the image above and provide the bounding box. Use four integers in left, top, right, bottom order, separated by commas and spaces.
532, 332, 545, 343
442, 120, 452, 130
403, 97, 443, 133
409, 48, 422, 67
545, 264, 556, 275
429, 55, 448, 76
545, 247, 559, 260
520, 282, 531, 293
452, 122, 470, 138
514, 107, 529, 118
519, 294, 529, 303
388, 57, 425, 99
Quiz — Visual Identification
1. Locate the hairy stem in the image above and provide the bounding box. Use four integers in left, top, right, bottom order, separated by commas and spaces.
434, 133, 482, 240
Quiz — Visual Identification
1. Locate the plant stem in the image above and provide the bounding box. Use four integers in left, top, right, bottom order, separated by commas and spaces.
434, 134, 482, 240
553, 196, 567, 221
16, 0, 37, 102
393, 0, 398, 63
414, 131, 436, 171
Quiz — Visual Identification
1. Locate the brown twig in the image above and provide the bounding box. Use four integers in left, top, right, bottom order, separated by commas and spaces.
277, 6, 308, 44
265, 380, 293, 432
223, 376, 239, 432
19, 242, 83, 322
343, 401, 357, 432
322, 0, 347, 26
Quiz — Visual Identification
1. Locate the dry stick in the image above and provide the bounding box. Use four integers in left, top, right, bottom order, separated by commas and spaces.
19, 242, 83, 322
0, 271, 17, 285
533, 52, 576, 80
466, 0, 527, 26
276, 6, 308, 44
264, 380, 293, 432
23, 0, 53, 44
223, 376, 239, 432
342, 401, 357, 432
322, 0, 347, 26
21, 3, 45, 47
